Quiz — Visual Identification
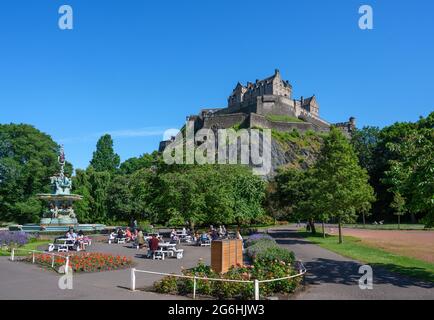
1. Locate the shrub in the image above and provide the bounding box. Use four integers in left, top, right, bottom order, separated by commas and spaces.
255, 246, 295, 264
245, 238, 277, 258
245, 233, 275, 247
0, 231, 29, 247
154, 276, 178, 294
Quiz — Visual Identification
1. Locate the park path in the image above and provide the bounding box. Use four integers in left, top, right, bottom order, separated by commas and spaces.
0, 242, 211, 300
267, 227, 434, 300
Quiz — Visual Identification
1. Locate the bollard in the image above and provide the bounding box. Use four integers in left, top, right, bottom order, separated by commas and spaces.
51, 255, 55, 268
11, 248, 15, 261
130, 268, 136, 291
32, 251, 35, 264
193, 276, 197, 299
254, 279, 260, 301
65, 256, 69, 274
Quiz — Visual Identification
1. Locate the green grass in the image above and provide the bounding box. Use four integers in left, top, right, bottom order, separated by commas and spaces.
299, 231, 434, 283
0, 240, 50, 257
344, 223, 433, 230
266, 114, 305, 123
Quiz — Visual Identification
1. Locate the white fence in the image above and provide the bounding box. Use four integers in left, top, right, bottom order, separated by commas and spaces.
130, 262, 306, 300
9, 248, 71, 273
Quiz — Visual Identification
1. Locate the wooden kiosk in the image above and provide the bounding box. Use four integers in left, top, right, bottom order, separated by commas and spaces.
211, 239, 243, 273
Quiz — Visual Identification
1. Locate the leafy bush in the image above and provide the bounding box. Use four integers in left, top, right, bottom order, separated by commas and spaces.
245, 238, 277, 258
254, 246, 295, 264
0, 231, 29, 247
245, 233, 275, 247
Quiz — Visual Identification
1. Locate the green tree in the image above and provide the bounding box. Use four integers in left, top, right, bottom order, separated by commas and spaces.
390, 192, 406, 230
312, 128, 375, 243
0, 124, 67, 223
384, 112, 434, 227
90, 134, 120, 172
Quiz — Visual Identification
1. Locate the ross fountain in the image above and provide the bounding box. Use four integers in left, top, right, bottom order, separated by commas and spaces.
15, 146, 105, 233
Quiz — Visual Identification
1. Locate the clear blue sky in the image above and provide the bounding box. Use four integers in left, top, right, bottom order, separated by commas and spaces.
1, 0, 433, 170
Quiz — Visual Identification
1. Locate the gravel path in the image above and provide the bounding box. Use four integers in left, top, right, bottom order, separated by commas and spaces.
267, 227, 434, 300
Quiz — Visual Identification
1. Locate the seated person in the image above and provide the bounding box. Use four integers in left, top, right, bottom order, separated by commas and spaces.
77, 230, 85, 251
147, 235, 160, 258
125, 228, 132, 242
117, 228, 125, 239
66, 228, 78, 248
211, 229, 219, 241
199, 232, 210, 244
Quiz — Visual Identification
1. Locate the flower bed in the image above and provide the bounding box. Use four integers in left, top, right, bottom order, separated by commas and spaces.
23, 252, 133, 273
154, 235, 302, 300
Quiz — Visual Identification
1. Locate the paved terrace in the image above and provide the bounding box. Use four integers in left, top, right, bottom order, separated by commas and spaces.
0, 227, 433, 300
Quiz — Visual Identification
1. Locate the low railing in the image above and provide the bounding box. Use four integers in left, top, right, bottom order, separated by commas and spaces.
130, 262, 306, 300
9, 248, 71, 273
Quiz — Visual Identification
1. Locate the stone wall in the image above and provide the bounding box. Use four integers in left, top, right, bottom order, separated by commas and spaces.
202, 113, 248, 130
249, 113, 315, 133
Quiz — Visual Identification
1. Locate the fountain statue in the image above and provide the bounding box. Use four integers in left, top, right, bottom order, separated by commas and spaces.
10, 146, 105, 233
37, 145, 83, 226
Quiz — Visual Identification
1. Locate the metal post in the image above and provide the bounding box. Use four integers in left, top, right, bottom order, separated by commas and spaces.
254, 279, 260, 301
11, 248, 15, 261
130, 268, 136, 291
193, 276, 197, 300
32, 251, 35, 264
65, 256, 69, 274
51, 255, 55, 268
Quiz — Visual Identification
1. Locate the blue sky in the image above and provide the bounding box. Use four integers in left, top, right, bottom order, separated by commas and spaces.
0, 0, 433, 170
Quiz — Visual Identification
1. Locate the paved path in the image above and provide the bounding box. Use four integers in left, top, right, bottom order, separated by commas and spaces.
268, 227, 434, 300
0, 242, 211, 300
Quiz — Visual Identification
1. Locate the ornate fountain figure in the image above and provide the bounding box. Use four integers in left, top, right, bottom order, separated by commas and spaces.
37, 145, 82, 227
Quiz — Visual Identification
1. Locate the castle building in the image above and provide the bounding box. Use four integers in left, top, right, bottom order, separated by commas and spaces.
159, 69, 355, 151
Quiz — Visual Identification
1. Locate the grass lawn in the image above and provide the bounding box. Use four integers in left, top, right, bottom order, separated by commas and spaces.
0, 240, 50, 257
299, 231, 434, 283
344, 223, 432, 230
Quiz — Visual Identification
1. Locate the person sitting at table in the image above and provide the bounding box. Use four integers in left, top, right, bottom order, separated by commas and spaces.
77, 230, 86, 251
125, 228, 132, 242
211, 229, 219, 241
199, 231, 210, 245
117, 228, 125, 240
181, 227, 187, 235
66, 228, 78, 249
147, 235, 160, 258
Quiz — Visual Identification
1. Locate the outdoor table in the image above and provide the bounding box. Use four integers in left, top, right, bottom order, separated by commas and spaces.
153, 242, 177, 260
55, 238, 76, 252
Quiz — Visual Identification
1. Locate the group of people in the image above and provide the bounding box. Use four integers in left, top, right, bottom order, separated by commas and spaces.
64, 228, 90, 251
189, 225, 242, 245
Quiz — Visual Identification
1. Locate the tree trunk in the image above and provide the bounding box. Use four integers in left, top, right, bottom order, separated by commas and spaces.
322, 220, 326, 238
309, 218, 316, 235
398, 215, 400, 230
338, 219, 343, 244
362, 212, 366, 228
410, 213, 416, 224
